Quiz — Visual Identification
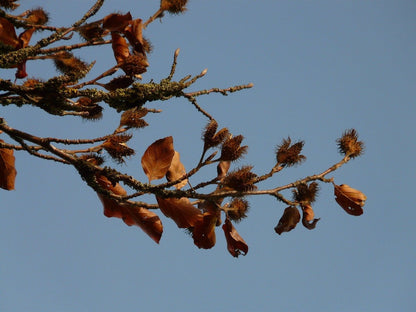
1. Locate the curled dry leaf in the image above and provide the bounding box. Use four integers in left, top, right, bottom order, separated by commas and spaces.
274, 206, 300, 235
0, 17, 19, 49
123, 18, 146, 55
96, 175, 163, 243
111, 32, 130, 64
156, 196, 202, 228
192, 211, 217, 249
301, 204, 320, 230
222, 218, 248, 257
0, 140, 17, 190
334, 184, 366, 216
217, 160, 230, 182
141, 136, 175, 182
166, 151, 187, 189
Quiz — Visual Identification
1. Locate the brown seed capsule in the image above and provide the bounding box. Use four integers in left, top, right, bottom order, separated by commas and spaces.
336, 129, 364, 158
220, 135, 247, 161
160, 0, 188, 14
221, 166, 257, 192
227, 198, 250, 223
276, 137, 306, 166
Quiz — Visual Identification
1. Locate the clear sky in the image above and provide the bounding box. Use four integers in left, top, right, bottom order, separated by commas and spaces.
1, 1, 415, 311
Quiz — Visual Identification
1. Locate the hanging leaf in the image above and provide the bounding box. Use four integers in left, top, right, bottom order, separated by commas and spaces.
166, 151, 187, 189
192, 211, 217, 249
334, 184, 366, 216
96, 175, 163, 243
0, 140, 17, 190
124, 18, 146, 55
156, 196, 202, 228
0, 17, 19, 49
301, 204, 320, 230
222, 218, 248, 257
111, 32, 130, 64
274, 206, 300, 235
141, 136, 175, 182
14, 27, 36, 79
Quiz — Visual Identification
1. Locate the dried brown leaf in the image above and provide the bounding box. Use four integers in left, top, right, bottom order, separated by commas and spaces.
192, 211, 217, 249
111, 32, 130, 64
216, 160, 230, 181
0, 17, 19, 49
0, 140, 17, 190
222, 218, 248, 257
156, 196, 202, 228
301, 203, 320, 230
274, 206, 300, 235
166, 151, 187, 189
96, 175, 163, 243
141, 136, 175, 182
123, 18, 146, 55
334, 184, 366, 216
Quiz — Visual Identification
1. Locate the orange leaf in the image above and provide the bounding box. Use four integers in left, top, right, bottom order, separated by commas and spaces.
156, 196, 202, 228
111, 32, 130, 64
192, 211, 217, 249
96, 175, 163, 243
0, 140, 17, 190
274, 206, 300, 235
141, 136, 175, 182
0, 17, 19, 49
103, 12, 132, 32
166, 151, 187, 189
334, 184, 366, 216
222, 218, 248, 257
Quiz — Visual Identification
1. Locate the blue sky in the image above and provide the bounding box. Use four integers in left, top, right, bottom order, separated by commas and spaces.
1, 1, 415, 311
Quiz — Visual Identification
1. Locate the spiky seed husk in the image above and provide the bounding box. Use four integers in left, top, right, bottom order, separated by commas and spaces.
82, 105, 103, 120
292, 182, 319, 203
160, 0, 188, 14
227, 198, 249, 223
337, 129, 364, 158
80, 153, 105, 166
119, 108, 149, 129
203, 120, 229, 151
22, 78, 43, 88
120, 54, 149, 76
102, 134, 135, 163
221, 166, 257, 192
78, 22, 105, 42
53, 52, 88, 76
26, 8, 49, 25
101, 76, 134, 91
0, 0, 19, 10
276, 137, 306, 166
220, 135, 247, 161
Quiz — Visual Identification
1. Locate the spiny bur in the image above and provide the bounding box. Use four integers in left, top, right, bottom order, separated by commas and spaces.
336, 129, 364, 158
